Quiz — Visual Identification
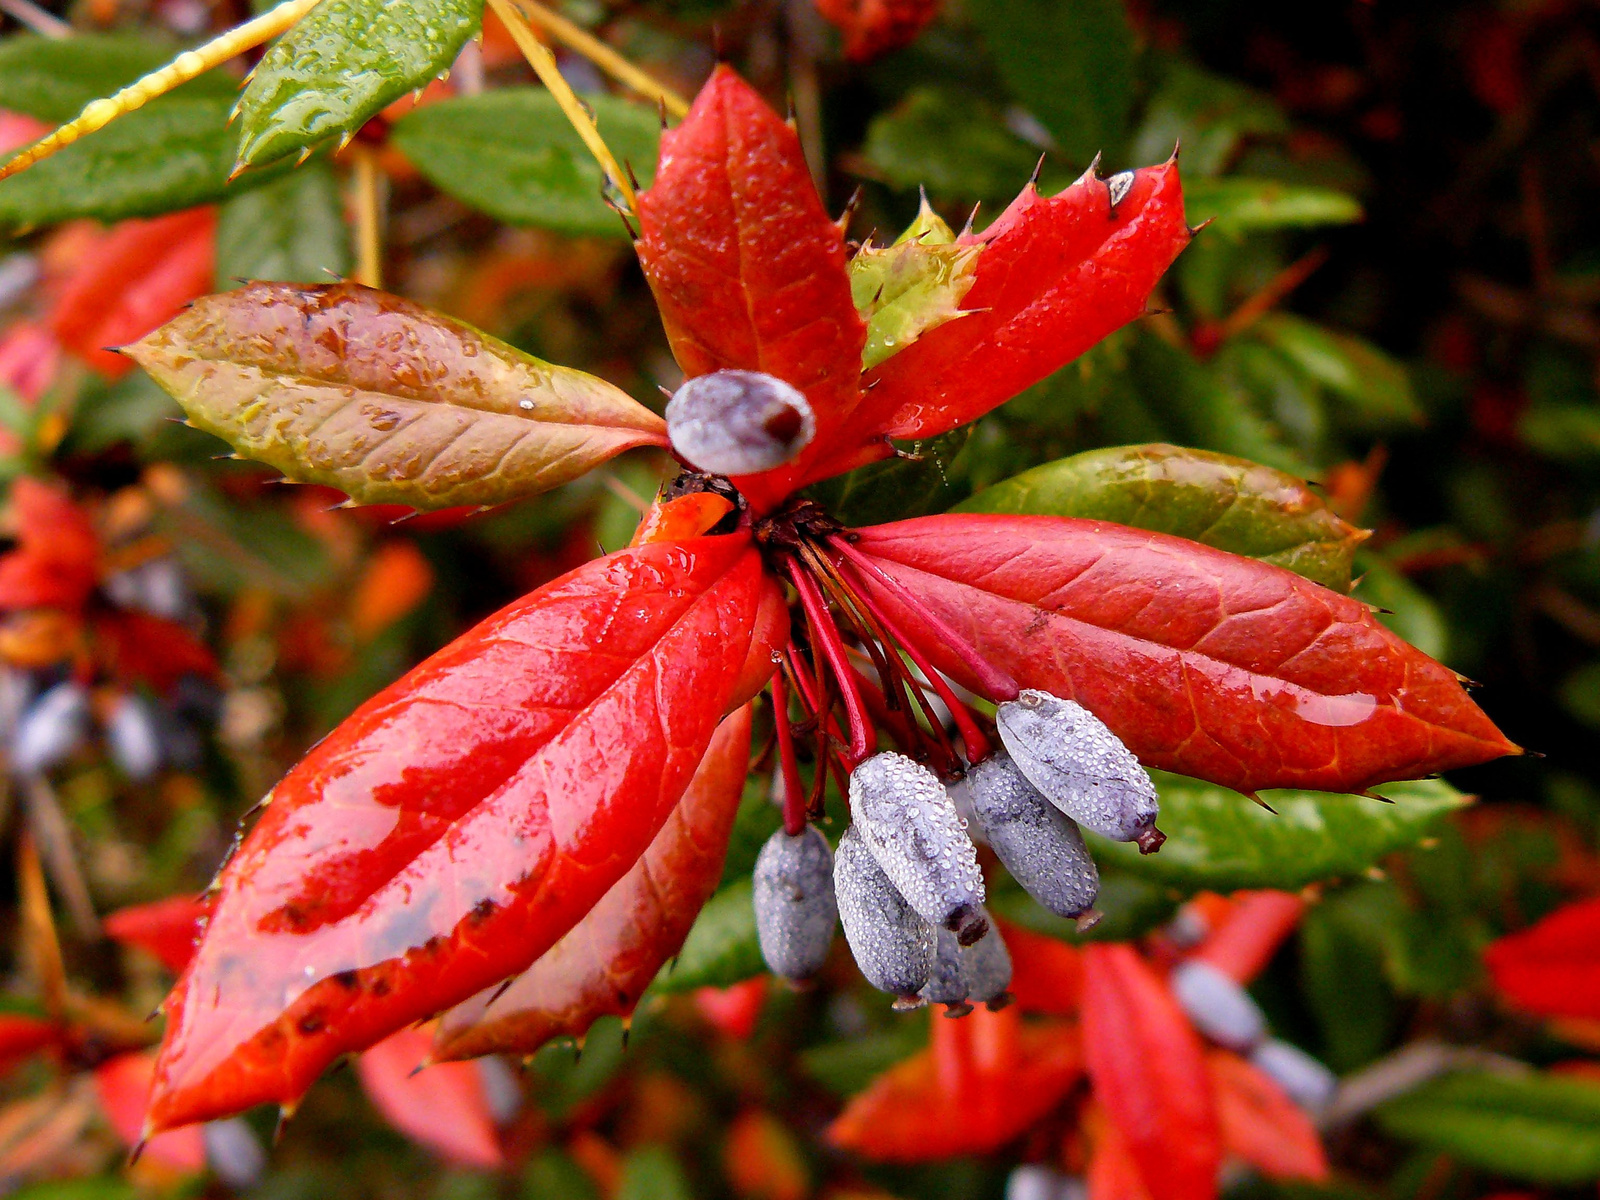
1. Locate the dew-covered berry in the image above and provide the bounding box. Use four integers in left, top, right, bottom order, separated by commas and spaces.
834, 824, 934, 1006
848, 752, 986, 944
11, 680, 89, 777
665, 369, 816, 475
965, 753, 1100, 918
923, 913, 1012, 1014
995, 690, 1162, 849
753, 824, 838, 982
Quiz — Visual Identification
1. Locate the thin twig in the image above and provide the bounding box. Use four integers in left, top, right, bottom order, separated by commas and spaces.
17, 829, 67, 1025
0, 0, 324, 181
350, 143, 383, 289
510, 0, 688, 119
21, 774, 97, 937
487, 0, 638, 215
0, 0, 70, 39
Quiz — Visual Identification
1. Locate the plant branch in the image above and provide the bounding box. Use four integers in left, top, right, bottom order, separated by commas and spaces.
509, 0, 688, 120
0, 0, 325, 182
350, 142, 383, 289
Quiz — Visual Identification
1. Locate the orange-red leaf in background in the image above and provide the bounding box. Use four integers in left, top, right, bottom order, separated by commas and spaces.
1082, 944, 1221, 1200
148, 531, 782, 1131
0, 478, 99, 612
0, 322, 61, 406
828, 1006, 1082, 1161
853, 515, 1517, 794
694, 977, 769, 1040
1193, 891, 1305, 983
636, 66, 867, 513
49, 208, 214, 379
1088, 1113, 1155, 1200
724, 1108, 810, 1200
434, 704, 753, 1059
811, 0, 939, 61
104, 894, 213, 976
0, 1015, 64, 1077
1206, 1050, 1327, 1181
93, 1051, 205, 1173
355, 1027, 503, 1170
1485, 896, 1600, 1021
93, 610, 218, 693
1000, 918, 1084, 1017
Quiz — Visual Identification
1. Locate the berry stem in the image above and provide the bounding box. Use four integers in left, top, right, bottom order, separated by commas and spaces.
769, 669, 807, 837
788, 561, 875, 765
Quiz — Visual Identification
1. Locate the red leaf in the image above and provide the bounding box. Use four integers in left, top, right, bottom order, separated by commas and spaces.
812, 164, 1191, 483
1485, 897, 1600, 1021
1206, 1050, 1328, 1181
850, 515, 1517, 794
997, 918, 1084, 1016
1193, 891, 1305, 984
827, 1007, 1082, 1161
636, 67, 866, 512
104, 894, 214, 975
0, 1014, 63, 1075
1088, 1115, 1155, 1200
434, 704, 754, 1058
92, 610, 218, 692
148, 532, 782, 1131
694, 977, 769, 1040
49, 208, 215, 378
94, 1051, 206, 1173
724, 1107, 809, 1200
0, 321, 62, 405
0, 478, 99, 612
0, 110, 50, 156
355, 1027, 503, 1169
1082, 944, 1221, 1200
631, 493, 737, 546
811, 0, 939, 60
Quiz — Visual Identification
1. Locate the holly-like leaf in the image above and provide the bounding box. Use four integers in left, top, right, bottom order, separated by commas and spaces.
49, 208, 216, 378
0, 33, 235, 124
850, 206, 981, 370
861, 86, 1045, 202
827, 1008, 1083, 1161
1207, 1050, 1328, 1181
636, 66, 867, 513
973, 0, 1135, 167
125, 281, 669, 511
215, 163, 351, 287
1088, 779, 1469, 890
234, 0, 483, 168
1252, 315, 1420, 432
0, 97, 284, 227
956, 443, 1367, 591
1183, 179, 1362, 233
850, 514, 1518, 795
355, 1028, 502, 1169
1082, 945, 1221, 1200
146, 533, 781, 1130
1484, 897, 1600, 1021
392, 91, 660, 238
434, 705, 753, 1059
652, 877, 764, 994
817, 161, 1192, 479
1375, 1071, 1600, 1185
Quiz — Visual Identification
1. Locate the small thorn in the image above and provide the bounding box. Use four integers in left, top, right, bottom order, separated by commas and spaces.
1188, 217, 1215, 238
1239, 790, 1275, 813
337, 131, 354, 152
1357, 789, 1395, 803
658, 96, 669, 129
488, 976, 516, 1005
295, 146, 313, 166
273, 1103, 297, 1145
227, 160, 247, 182
1168, 138, 1181, 164
835, 185, 863, 234
1028, 151, 1046, 187
407, 1061, 428, 1078
960, 204, 980, 238
129, 1138, 147, 1166
1081, 150, 1103, 182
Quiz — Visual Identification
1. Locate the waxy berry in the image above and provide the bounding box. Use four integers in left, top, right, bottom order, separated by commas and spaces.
665, 369, 816, 476
923, 913, 1013, 1015
996, 690, 1163, 850
849, 752, 987, 945
106, 692, 163, 782
10, 680, 88, 776
1170, 959, 1267, 1051
834, 825, 935, 1007
965, 752, 1099, 919
1250, 1038, 1338, 1113
753, 825, 838, 982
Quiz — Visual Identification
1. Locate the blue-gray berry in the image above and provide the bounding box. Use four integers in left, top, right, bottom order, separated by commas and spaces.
665, 370, 815, 475
965, 753, 1099, 918
834, 825, 934, 1006
753, 825, 837, 981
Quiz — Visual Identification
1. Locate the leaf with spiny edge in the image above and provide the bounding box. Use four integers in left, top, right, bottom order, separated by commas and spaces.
125, 280, 668, 511
849, 196, 982, 370
956, 443, 1369, 592
233, 0, 484, 169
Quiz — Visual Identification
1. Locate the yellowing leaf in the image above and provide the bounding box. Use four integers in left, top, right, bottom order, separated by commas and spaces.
127, 281, 668, 510
849, 199, 980, 370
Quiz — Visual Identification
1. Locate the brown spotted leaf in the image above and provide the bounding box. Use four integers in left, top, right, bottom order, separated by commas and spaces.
126, 281, 668, 511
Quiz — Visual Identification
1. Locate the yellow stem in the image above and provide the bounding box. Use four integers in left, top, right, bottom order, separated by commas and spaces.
487, 0, 637, 215
510, 0, 688, 120
17, 830, 66, 1027
351, 143, 383, 289
0, 0, 325, 182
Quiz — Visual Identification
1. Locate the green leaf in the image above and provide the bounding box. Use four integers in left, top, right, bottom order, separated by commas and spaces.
1088, 775, 1472, 891
653, 878, 763, 993
235, 0, 484, 168
0, 96, 287, 227
1559, 660, 1600, 729
1184, 178, 1363, 233
520, 1149, 600, 1200
126, 280, 668, 511
861, 87, 1043, 202
956, 443, 1367, 591
1129, 61, 1288, 179
1300, 884, 1399, 1070
1376, 1072, 1600, 1184
1517, 403, 1600, 461
850, 202, 981, 370
990, 870, 1177, 943
972, 0, 1135, 167
805, 427, 970, 528
215, 162, 351, 287
1252, 314, 1421, 431
616, 1148, 695, 1200
392, 90, 660, 238
1353, 554, 1449, 662
0, 33, 234, 123
800, 1020, 928, 1096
